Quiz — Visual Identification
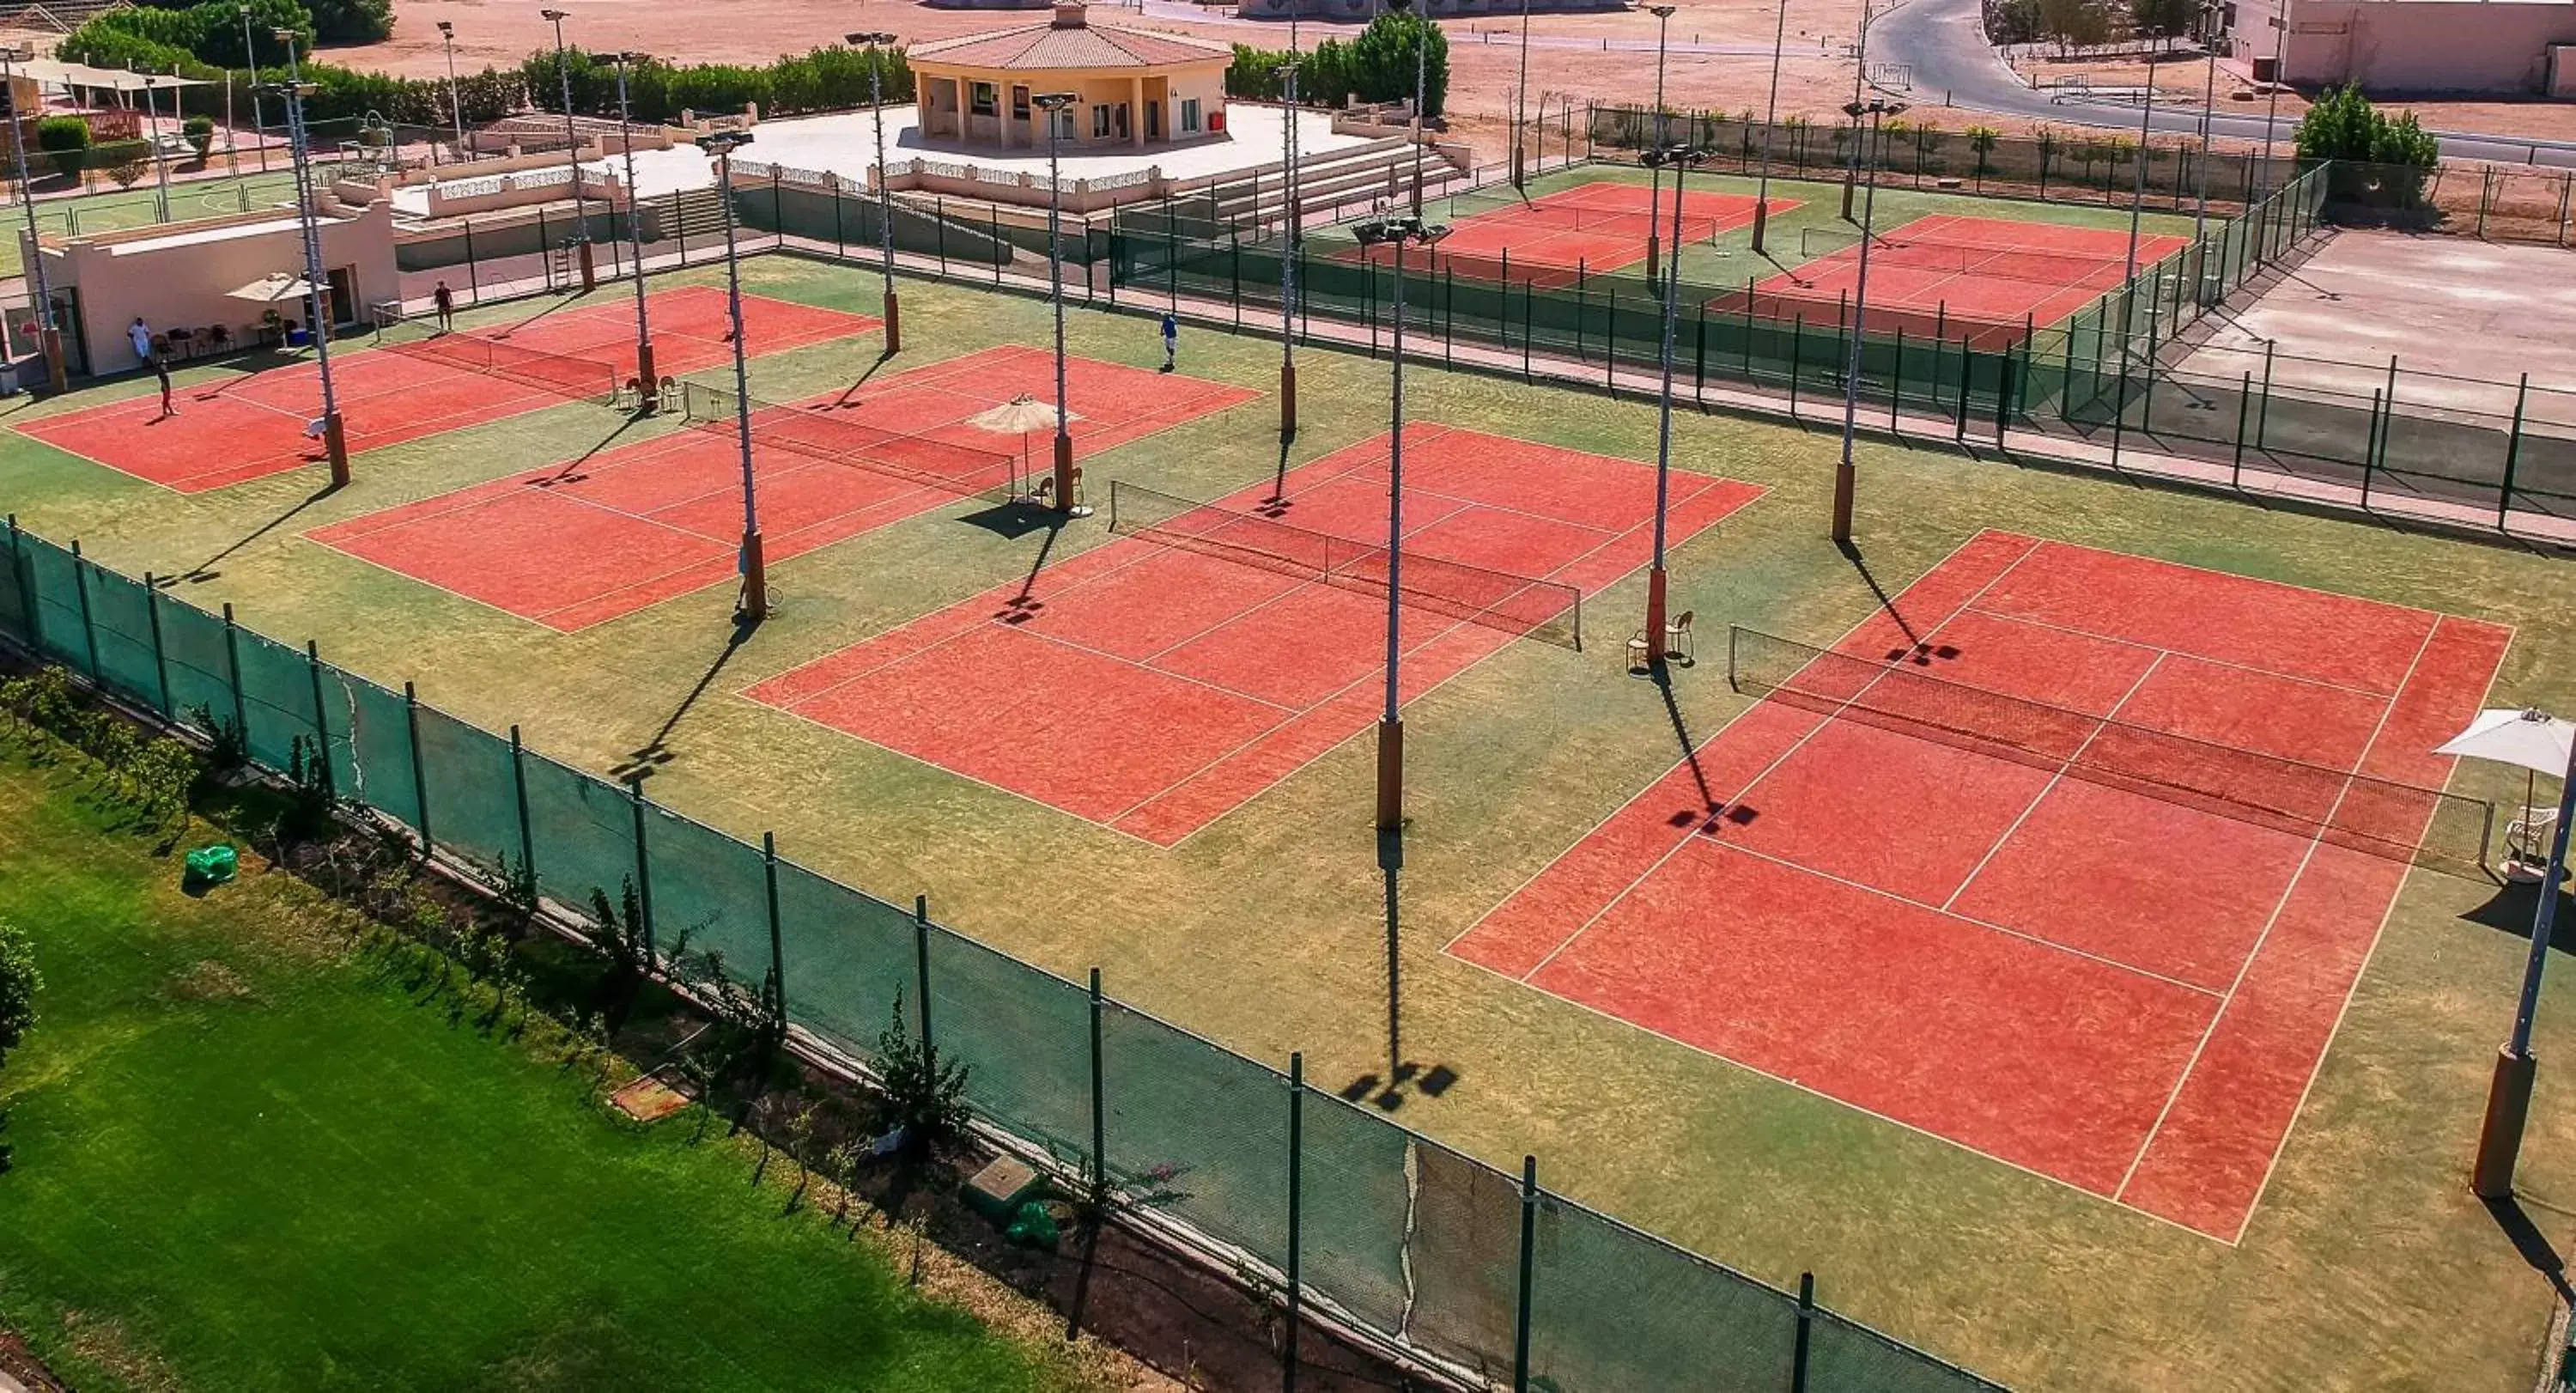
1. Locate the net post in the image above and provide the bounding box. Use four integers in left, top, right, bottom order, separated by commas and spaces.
67, 538, 98, 679
1792, 1271, 1815, 1393
763, 830, 787, 1031
913, 893, 933, 1051
2500, 373, 2528, 531
404, 681, 434, 858
1726, 624, 1741, 689
1088, 966, 1107, 1201
1511, 1153, 1539, 1393
508, 723, 537, 903
627, 776, 655, 961
1284, 1049, 1303, 1393
142, 571, 170, 715
304, 641, 336, 798
222, 604, 248, 753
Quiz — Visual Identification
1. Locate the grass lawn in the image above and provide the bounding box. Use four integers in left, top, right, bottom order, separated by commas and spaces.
0, 738, 1117, 1392
5, 218, 2576, 1391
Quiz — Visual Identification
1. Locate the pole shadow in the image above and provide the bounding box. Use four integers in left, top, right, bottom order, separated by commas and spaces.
1340, 828, 1461, 1112
2483, 1195, 2576, 1304
612, 611, 759, 782
173, 482, 337, 583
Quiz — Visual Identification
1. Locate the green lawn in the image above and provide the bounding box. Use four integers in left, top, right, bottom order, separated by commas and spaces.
0, 740, 1109, 1392
4, 221, 2575, 1392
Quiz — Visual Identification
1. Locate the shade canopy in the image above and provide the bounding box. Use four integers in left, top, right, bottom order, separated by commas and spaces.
965, 394, 1074, 435
2436, 709, 2576, 781
226, 273, 316, 304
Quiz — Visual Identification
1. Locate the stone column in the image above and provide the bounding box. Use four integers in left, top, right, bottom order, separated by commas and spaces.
1130, 75, 1145, 149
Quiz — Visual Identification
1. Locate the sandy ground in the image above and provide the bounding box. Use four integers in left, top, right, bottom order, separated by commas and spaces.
2014, 50, 2576, 147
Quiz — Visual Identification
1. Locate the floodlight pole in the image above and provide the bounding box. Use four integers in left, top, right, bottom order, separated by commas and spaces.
2125, 53, 2157, 282
437, 21, 467, 155
3, 45, 65, 393
1037, 92, 1082, 514
1644, 4, 1674, 286
1831, 99, 1901, 545
2474, 739, 2576, 1200
2190, 0, 2221, 303
2264, 16, 2287, 175
702, 131, 764, 622
1840, 0, 1873, 220
543, 8, 597, 293
1379, 228, 1412, 834
239, 5, 268, 173
611, 52, 656, 405
1644, 144, 1701, 660
849, 33, 902, 351
1394, 0, 1427, 219
270, 45, 348, 489
141, 76, 172, 222
1279, 56, 1301, 447
1753, 0, 1789, 252
1511, 0, 1530, 187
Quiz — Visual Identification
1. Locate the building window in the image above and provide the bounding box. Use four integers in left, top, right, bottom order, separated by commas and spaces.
1094, 104, 1112, 138
1181, 98, 1200, 133
971, 82, 998, 117
1012, 85, 1030, 120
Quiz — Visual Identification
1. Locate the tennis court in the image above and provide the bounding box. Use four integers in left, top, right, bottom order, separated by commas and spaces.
748, 425, 1763, 845
1448, 531, 2508, 1241
1710, 214, 2190, 350
305, 350, 1257, 630
11, 288, 878, 494
1346, 181, 1787, 289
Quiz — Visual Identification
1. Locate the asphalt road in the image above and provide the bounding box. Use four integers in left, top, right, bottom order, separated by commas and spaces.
1863, 0, 2576, 171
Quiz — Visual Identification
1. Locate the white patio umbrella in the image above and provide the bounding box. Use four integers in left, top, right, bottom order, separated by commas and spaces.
226, 272, 317, 304
2437, 708, 2576, 874
965, 394, 1078, 500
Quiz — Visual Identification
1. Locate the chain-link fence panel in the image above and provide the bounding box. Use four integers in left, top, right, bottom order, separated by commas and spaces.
645, 806, 777, 995
1406, 1140, 1526, 1380
19, 535, 87, 672
334, 673, 422, 836
1100, 1002, 1291, 1266
519, 752, 641, 928
234, 629, 322, 774
924, 927, 1096, 1171
83, 564, 161, 713
1528, 1201, 1800, 1393
1808, 1310, 2002, 1393
1297, 1092, 1417, 1349
413, 706, 525, 879
156, 597, 236, 737
0, 531, 28, 648
770, 860, 916, 1068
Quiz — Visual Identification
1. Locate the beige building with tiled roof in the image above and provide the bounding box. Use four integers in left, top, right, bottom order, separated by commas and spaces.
909, 2, 1234, 151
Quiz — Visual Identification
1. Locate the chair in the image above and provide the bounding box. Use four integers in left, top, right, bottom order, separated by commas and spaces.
205, 324, 234, 356
2506, 805, 2561, 881
1626, 610, 1695, 670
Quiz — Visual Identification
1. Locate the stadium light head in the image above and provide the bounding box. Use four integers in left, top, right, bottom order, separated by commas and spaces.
541, 9, 569, 20
695, 131, 754, 157
271, 26, 296, 41
435, 20, 453, 35
1033, 91, 1078, 111
1646, 3, 1675, 15
847, 31, 898, 46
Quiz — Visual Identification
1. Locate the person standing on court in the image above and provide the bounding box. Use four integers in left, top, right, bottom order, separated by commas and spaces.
149, 352, 176, 418
1159, 310, 1177, 373
433, 280, 456, 332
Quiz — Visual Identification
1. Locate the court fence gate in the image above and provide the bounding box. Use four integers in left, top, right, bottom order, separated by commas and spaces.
0, 517, 2012, 1393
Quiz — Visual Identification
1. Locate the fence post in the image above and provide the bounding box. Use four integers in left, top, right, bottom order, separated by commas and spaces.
1789, 314, 1803, 417
771, 167, 785, 252
142, 571, 170, 714
1604, 292, 1616, 390
2232, 371, 2252, 488
508, 723, 536, 889
628, 776, 655, 960
2257, 338, 2275, 450
914, 893, 934, 1050
3, 516, 32, 642
934, 194, 947, 273
2477, 167, 2492, 239
1791, 1272, 1815, 1393
1693, 306, 1707, 404
404, 681, 433, 856
1890, 326, 1905, 430
832, 184, 846, 256
763, 830, 787, 1028
538, 206, 555, 291
2500, 373, 2528, 531
1000, 205, 1012, 286
1089, 967, 1107, 1197
2559, 171, 2573, 249
303, 639, 335, 797
67, 539, 98, 679
1953, 338, 1972, 441
1232, 234, 1244, 327
1510, 1153, 1540, 1392
1284, 1050, 1303, 1393
1575, 259, 1588, 360
2110, 346, 2129, 470
1995, 346, 2017, 445
1443, 265, 1455, 369
222, 604, 248, 749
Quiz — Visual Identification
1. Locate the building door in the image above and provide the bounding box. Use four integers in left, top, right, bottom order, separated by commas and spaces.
326, 266, 357, 327
1147, 100, 1161, 140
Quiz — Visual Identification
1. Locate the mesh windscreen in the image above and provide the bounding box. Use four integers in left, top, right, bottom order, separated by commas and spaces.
1100, 1003, 1291, 1262
924, 927, 1094, 1169
412, 707, 524, 878
83, 565, 161, 711
156, 597, 235, 735
1406, 1140, 1524, 1377
1296, 1094, 1416, 1345
233, 630, 320, 772
519, 752, 640, 923
646, 806, 776, 989
337, 675, 422, 835
769, 859, 916, 1067
1528, 1202, 1800, 1393
1808, 1311, 2001, 1393
21, 537, 85, 670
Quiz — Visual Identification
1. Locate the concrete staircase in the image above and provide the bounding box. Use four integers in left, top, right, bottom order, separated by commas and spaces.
1179, 136, 1476, 233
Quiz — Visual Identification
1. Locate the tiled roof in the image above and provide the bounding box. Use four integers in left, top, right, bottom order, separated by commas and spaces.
910, 20, 1233, 71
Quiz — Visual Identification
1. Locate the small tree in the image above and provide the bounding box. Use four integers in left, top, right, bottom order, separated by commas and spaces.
34, 116, 88, 181
1966, 125, 2002, 185
873, 992, 969, 1164
182, 113, 215, 160
2298, 85, 2440, 210
100, 141, 149, 191
0, 918, 39, 1175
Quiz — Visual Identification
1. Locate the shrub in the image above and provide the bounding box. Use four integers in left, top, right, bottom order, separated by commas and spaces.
33, 116, 88, 179
182, 113, 216, 158
2298, 85, 2440, 209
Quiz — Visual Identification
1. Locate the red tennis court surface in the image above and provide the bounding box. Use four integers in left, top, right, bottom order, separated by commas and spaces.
1346, 181, 1791, 289
11, 288, 878, 494
749, 425, 1763, 845
307, 349, 1255, 631
1449, 532, 2509, 1240
1709, 214, 2189, 350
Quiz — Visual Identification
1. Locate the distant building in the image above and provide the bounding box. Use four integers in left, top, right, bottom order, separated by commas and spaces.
1231, 0, 1623, 15
2222, 0, 2576, 94
908, 3, 1235, 151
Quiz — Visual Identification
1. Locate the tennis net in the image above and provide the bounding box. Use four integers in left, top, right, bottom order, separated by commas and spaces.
381, 326, 624, 403
677, 380, 1026, 501
1726, 624, 2495, 874
1798, 228, 2132, 288
1108, 480, 1583, 650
